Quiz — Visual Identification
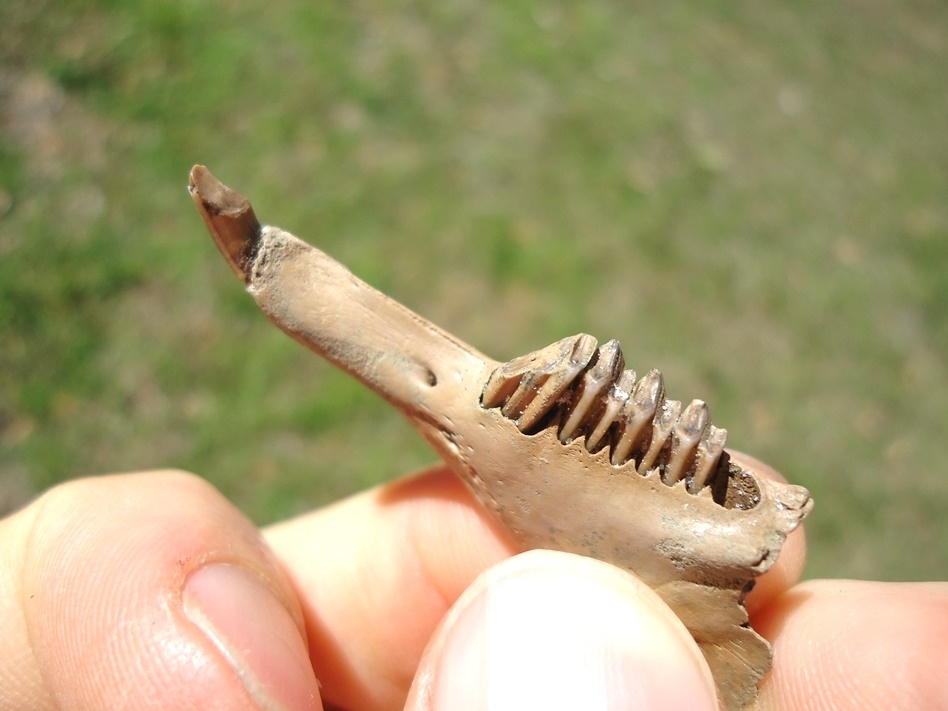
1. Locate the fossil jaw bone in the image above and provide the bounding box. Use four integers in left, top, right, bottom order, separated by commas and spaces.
189, 165, 812, 710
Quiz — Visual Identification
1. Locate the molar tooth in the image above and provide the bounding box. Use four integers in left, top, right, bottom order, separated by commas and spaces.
663, 400, 710, 485
482, 334, 597, 419
501, 371, 543, 419
585, 369, 635, 452
690, 425, 728, 493
560, 340, 624, 443
639, 398, 682, 476
516, 335, 598, 432
612, 369, 663, 465
482, 339, 559, 410
481, 370, 521, 410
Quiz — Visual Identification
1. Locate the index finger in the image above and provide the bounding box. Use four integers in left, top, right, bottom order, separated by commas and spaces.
264, 466, 516, 711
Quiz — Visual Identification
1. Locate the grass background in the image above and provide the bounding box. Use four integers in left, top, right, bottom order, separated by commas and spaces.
1, 0, 945, 581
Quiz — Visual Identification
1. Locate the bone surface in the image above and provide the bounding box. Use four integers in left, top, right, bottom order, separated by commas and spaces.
189, 165, 813, 710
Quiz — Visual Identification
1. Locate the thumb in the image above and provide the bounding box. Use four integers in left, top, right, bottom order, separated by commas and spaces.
0, 471, 321, 711
406, 550, 719, 711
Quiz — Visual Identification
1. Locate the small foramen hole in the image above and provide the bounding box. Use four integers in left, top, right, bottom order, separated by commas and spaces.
426, 368, 438, 387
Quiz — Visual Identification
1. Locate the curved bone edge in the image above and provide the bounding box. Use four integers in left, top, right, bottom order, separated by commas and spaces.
191, 167, 814, 711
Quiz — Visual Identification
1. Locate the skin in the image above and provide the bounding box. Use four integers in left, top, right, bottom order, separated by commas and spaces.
0, 464, 945, 711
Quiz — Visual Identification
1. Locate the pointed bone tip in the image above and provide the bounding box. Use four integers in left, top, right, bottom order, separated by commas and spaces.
188, 165, 261, 282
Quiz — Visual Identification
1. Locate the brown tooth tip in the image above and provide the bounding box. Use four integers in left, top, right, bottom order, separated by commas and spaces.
188, 165, 261, 282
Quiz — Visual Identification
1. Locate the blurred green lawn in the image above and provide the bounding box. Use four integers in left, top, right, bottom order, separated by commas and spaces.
1, 0, 945, 581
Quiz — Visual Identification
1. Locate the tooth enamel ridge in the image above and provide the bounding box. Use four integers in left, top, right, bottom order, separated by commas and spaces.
482, 334, 738, 503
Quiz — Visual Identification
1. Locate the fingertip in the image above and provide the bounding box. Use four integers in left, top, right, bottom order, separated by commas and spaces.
753, 580, 948, 711
263, 465, 518, 711
407, 550, 719, 711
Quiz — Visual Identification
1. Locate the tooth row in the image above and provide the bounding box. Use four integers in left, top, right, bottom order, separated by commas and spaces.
482, 334, 728, 494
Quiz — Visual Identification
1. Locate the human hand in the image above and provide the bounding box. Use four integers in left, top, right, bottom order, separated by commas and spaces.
0, 466, 945, 710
